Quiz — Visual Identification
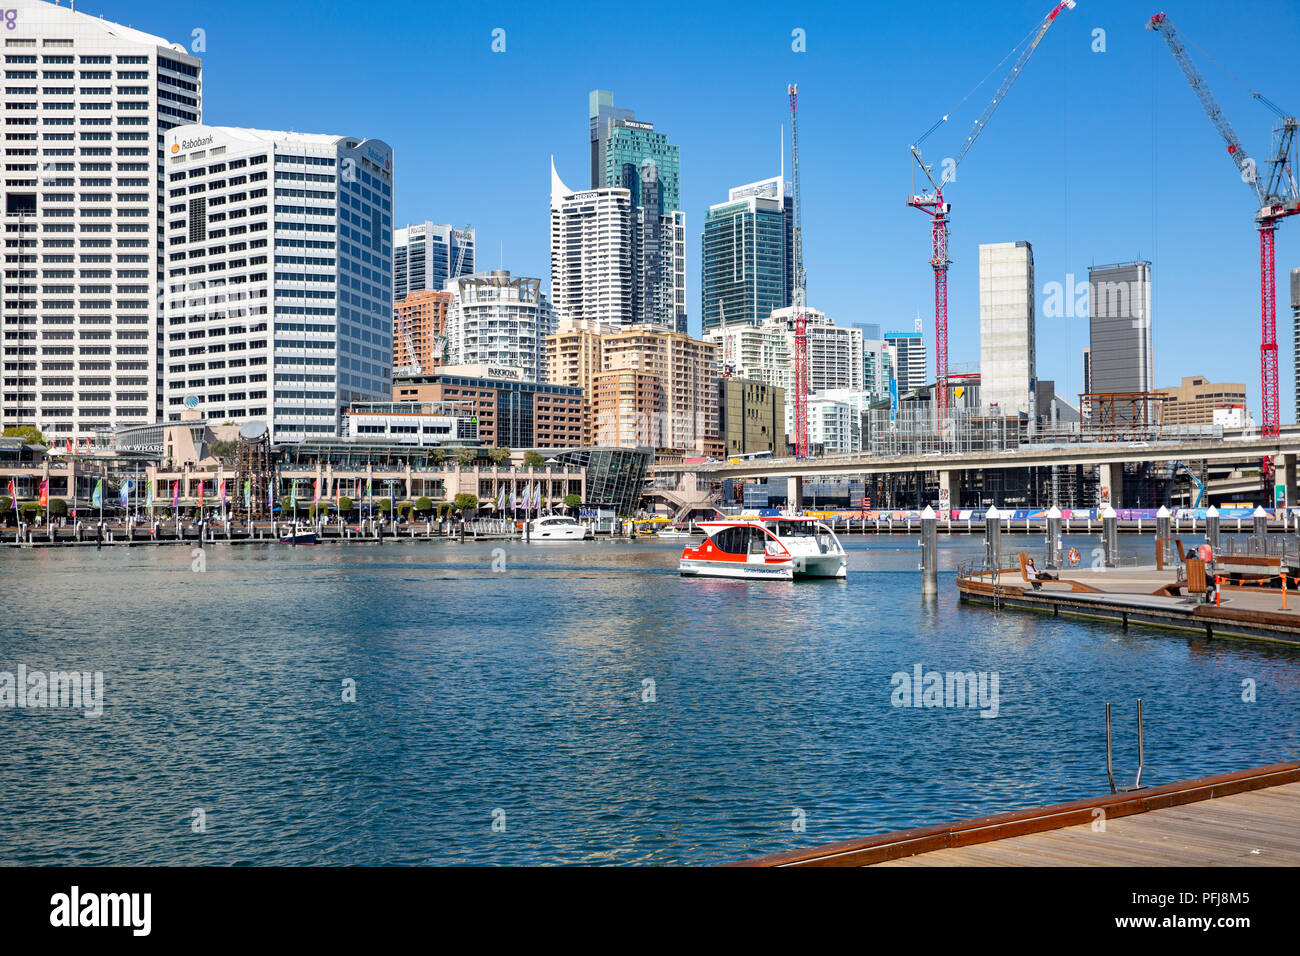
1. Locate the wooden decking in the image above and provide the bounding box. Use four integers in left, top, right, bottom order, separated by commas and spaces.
958, 565, 1300, 645
732, 761, 1300, 867
878, 782, 1300, 866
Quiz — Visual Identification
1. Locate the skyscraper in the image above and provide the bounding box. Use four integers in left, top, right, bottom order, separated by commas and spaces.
0, 2, 202, 440
701, 176, 793, 332
1088, 260, 1153, 398
884, 330, 927, 394
163, 126, 394, 441
588, 91, 685, 332
393, 222, 475, 300
443, 270, 555, 383
550, 159, 634, 328
978, 240, 1036, 416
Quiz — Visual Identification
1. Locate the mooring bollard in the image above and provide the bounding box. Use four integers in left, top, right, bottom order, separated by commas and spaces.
1046, 505, 1062, 569
1102, 505, 1118, 568
984, 504, 1002, 570
921, 505, 937, 597
1254, 506, 1269, 539
1206, 505, 1220, 552
1156, 506, 1171, 566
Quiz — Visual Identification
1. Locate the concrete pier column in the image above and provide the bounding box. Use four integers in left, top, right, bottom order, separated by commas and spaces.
938, 470, 957, 517
1046, 506, 1062, 569
1101, 461, 1123, 509
921, 505, 938, 596
1205, 505, 1220, 552
984, 504, 1002, 570
1283, 453, 1298, 511
1102, 505, 1119, 568
786, 475, 803, 513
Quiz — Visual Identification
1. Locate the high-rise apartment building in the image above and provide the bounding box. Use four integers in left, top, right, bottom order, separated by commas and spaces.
393, 289, 451, 374
884, 330, 927, 394
443, 270, 555, 383
1088, 260, 1153, 398
706, 307, 863, 394
546, 321, 718, 453
1291, 268, 1299, 422
393, 221, 474, 300
701, 176, 793, 332
163, 125, 394, 441
1, 2, 201, 439
587, 91, 685, 332
978, 240, 1036, 416
550, 159, 634, 328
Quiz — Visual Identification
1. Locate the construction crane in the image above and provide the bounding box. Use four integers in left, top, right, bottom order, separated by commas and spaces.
1148, 12, 1299, 483
788, 84, 809, 459
908, 0, 1075, 436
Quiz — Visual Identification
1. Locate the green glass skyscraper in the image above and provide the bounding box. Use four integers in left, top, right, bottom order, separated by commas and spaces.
701, 176, 793, 332
588, 90, 685, 333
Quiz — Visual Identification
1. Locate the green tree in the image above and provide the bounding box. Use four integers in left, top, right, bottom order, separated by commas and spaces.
487, 447, 511, 466
415, 496, 433, 514
453, 492, 478, 514
454, 448, 478, 467
338, 495, 354, 514
377, 497, 392, 514
3, 425, 45, 446
208, 439, 237, 461
522, 450, 546, 469
428, 449, 447, 466
49, 498, 69, 518
563, 493, 582, 512
396, 501, 415, 520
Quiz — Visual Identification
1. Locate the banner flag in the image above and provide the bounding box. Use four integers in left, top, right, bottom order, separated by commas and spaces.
90, 479, 101, 509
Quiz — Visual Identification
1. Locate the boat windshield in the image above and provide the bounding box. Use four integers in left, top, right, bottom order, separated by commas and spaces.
767, 520, 818, 537
542, 517, 576, 525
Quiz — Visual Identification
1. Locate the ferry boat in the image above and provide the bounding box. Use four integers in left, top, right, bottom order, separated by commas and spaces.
279, 529, 317, 545
529, 514, 592, 541
679, 516, 848, 581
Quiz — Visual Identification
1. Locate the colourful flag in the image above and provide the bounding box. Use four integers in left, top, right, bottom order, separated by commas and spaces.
219, 478, 226, 507
243, 480, 251, 508
510, 487, 517, 510
291, 486, 297, 511
90, 479, 101, 509
172, 480, 179, 509
6, 479, 15, 510
366, 476, 372, 498
147, 482, 153, 509
198, 481, 204, 509
65, 438, 72, 454
38, 480, 48, 509
312, 479, 319, 505
496, 485, 506, 511
533, 484, 541, 511
119, 483, 129, 509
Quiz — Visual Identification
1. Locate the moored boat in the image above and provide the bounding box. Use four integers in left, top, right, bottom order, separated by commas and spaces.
279, 529, 317, 545
679, 516, 847, 580
529, 514, 591, 540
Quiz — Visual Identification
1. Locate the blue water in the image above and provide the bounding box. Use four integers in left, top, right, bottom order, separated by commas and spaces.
1, 534, 1298, 865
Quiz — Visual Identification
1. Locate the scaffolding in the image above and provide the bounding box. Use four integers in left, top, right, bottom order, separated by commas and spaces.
231, 422, 276, 519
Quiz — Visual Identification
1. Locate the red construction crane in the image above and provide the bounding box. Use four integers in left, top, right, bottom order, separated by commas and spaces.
908, 0, 1075, 435
789, 84, 810, 459
1148, 12, 1299, 475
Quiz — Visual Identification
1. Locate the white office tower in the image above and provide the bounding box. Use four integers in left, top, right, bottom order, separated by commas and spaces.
163, 125, 394, 441
393, 221, 474, 299
0, 1, 201, 439
978, 240, 1036, 416
549, 158, 634, 327
443, 270, 555, 382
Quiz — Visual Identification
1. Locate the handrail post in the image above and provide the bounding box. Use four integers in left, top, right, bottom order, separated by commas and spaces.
1135, 699, 1144, 790
1105, 702, 1116, 793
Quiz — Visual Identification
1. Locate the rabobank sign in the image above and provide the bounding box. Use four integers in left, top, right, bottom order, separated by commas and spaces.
170, 131, 214, 154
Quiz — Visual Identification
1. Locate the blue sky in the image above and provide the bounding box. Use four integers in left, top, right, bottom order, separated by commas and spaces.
95, 0, 1300, 419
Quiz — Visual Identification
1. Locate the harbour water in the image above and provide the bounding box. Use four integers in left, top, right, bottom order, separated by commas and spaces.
2, 534, 1298, 865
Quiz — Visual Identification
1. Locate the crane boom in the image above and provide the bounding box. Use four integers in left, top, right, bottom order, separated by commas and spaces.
943, 0, 1076, 185
789, 84, 809, 460
1146, 14, 1261, 204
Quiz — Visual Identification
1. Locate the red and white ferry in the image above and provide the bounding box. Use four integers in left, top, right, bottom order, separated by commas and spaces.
679, 516, 848, 581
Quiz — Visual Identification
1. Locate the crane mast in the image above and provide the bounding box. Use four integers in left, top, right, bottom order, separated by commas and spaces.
789, 84, 810, 460
1148, 12, 1300, 459
908, 0, 1075, 436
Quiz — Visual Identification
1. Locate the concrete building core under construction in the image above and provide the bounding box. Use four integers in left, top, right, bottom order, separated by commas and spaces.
1088, 260, 1153, 402
978, 241, 1036, 417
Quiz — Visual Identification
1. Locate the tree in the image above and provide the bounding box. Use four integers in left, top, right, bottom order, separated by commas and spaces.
415, 496, 434, 514
522, 450, 546, 469
454, 448, 477, 467
338, 496, 354, 514
487, 447, 511, 466
453, 492, 478, 514
428, 449, 447, 466
377, 497, 392, 514
49, 498, 69, 518
208, 439, 237, 461
563, 493, 582, 512
3, 425, 45, 446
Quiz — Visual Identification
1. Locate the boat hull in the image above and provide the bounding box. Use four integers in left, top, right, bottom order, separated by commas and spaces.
678, 558, 794, 581
792, 553, 848, 578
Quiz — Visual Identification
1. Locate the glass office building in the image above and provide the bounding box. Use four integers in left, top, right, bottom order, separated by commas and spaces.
547, 446, 652, 516
701, 177, 793, 332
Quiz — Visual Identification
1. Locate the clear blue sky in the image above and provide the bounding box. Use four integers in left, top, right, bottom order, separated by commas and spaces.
98, 0, 1300, 419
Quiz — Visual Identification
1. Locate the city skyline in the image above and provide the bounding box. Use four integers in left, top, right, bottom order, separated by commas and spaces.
5, 0, 1300, 427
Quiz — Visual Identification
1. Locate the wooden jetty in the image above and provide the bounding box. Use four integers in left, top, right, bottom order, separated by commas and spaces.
956, 556, 1300, 646
733, 761, 1300, 867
